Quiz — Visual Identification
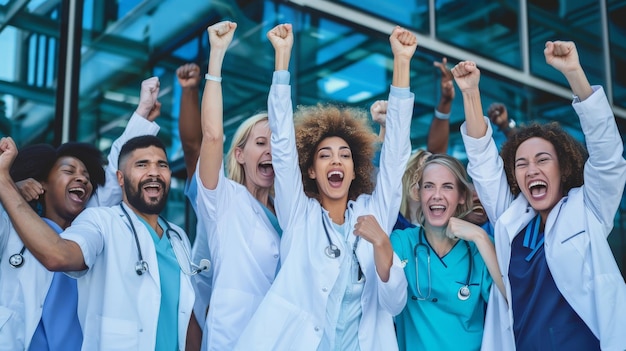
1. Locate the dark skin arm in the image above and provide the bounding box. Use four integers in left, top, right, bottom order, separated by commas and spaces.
185, 311, 202, 351
427, 57, 453, 154
177, 63, 202, 180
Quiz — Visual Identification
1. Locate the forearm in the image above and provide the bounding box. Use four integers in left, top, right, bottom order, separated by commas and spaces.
373, 238, 393, 282
461, 88, 487, 138
0, 175, 85, 271
179, 86, 201, 176
198, 49, 226, 189
473, 233, 506, 300
427, 115, 449, 154
392, 56, 411, 88
563, 67, 593, 101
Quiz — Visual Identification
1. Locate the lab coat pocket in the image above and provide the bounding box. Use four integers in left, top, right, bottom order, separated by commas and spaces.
98, 315, 139, 350
0, 306, 25, 351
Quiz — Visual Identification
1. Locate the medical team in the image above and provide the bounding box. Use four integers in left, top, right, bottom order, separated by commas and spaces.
0, 20, 625, 351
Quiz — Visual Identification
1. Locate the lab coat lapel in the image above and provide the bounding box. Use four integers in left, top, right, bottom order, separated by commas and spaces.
118, 203, 160, 288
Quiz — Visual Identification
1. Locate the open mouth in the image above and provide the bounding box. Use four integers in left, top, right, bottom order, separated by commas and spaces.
327, 170, 344, 188
68, 187, 87, 201
528, 180, 547, 198
259, 161, 274, 177
429, 204, 446, 216
142, 181, 163, 196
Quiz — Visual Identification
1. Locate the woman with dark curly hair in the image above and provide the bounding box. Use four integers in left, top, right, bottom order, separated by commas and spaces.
453, 41, 626, 350
236, 23, 416, 351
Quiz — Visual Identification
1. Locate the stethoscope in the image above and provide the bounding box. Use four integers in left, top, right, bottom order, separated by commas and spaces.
9, 246, 26, 268
414, 227, 472, 301
321, 210, 364, 282
119, 204, 210, 276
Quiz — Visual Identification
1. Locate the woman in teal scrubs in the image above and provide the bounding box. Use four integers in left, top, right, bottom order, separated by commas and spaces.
390, 154, 505, 351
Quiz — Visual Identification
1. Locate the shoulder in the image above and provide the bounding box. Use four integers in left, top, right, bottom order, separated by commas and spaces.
391, 226, 419, 251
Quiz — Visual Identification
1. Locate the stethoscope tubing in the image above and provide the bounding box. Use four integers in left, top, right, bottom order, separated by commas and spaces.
414, 227, 472, 301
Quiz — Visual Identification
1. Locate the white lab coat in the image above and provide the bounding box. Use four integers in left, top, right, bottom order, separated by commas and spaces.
62, 202, 195, 351
0, 113, 159, 351
460, 87, 626, 351
235, 82, 411, 350
193, 164, 280, 351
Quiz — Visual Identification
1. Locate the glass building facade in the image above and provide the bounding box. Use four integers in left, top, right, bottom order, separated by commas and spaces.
0, 0, 624, 275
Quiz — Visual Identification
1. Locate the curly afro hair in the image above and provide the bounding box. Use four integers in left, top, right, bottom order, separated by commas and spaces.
500, 122, 587, 197
294, 103, 378, 201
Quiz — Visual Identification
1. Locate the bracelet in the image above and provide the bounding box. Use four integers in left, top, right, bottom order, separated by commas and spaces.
205, 74, 222, 82
434, 109, 450, 120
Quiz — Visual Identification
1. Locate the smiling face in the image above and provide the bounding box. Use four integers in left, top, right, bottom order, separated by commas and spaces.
514, 137, 563, 218
419, 163, 465, 229
42, 156, 94, 227
235, 120, 274, 192
118, 145, 171, 215
308, 136, 356, 204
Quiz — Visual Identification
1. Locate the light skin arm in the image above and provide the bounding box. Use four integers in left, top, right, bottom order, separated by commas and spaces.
447, 217, 506, 299
353, 215, 393, 282
267, 23, 293, 71
198, 21, 237, 190
134, 76, 161, 121
0, 137, 86, 271
544, 41, 593, 101
390, 26, 417, 88
428, 57, 453, 154
370, 100, 388, 142
451, 61, 487, 138
177, 63, 202, 180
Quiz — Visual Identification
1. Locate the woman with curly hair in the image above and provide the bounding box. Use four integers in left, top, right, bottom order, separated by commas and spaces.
453, 41, 626, 350
236, 23, 416, 351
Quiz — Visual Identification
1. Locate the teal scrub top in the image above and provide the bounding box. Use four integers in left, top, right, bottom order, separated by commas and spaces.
138, 216, 181, 351
390, 227, 492, 351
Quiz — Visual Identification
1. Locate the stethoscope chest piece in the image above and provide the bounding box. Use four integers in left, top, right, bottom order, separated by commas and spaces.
325, 244, 341, 259
458, 285, 471, 301
135, 260, 149, 275
9, 253, 24, 268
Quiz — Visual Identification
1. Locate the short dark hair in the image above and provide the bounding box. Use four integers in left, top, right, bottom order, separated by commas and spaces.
118, 135, 168, 169
10, 142, 105, 191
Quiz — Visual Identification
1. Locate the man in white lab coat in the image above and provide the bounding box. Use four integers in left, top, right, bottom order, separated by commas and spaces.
0, 77, 162, 351
0, 135, 198, 350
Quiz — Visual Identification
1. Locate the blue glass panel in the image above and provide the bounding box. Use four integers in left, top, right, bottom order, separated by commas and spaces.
436, 0, 522, 69
528, 0, 604, 88
338, 0, 429, 33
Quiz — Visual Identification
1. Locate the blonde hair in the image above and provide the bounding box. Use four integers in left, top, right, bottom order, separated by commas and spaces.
225, 113, 269, 185
399, 149, 431, 220
413, 154, 473, 226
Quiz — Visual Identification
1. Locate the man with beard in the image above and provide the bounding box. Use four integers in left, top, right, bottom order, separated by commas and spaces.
0, 135, 199, 350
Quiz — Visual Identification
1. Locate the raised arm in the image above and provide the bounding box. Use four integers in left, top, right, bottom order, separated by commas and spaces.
198, 21, 237, 190
390, 26, 416, 88
427, 57, 453, 154
89, 77, 161, 207
177, 63, 202, 180
544, 41, 593, 101
0, 137, 86, 271
451, 61, 486, 139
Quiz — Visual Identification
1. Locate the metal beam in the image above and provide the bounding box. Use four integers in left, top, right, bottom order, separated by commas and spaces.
285, 0, 626, 119
0, 0, 29, 33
